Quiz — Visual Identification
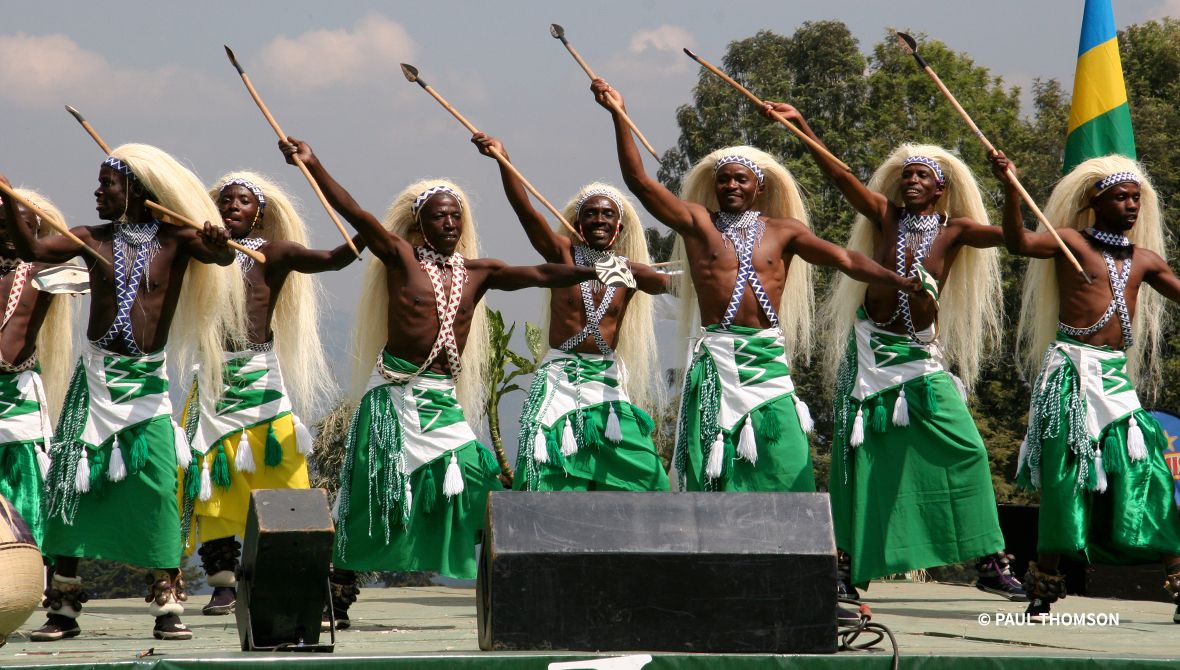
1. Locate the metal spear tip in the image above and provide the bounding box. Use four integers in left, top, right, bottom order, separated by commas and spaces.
896, 32, 918, 55
224, 45, 245, 74
683, 48, 699, 60
400, 63, 423, 85
550, 24, 565, 39
65, 105, 85, 123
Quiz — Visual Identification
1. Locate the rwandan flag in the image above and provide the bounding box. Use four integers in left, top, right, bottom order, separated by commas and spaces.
1063, 0, 1136, 174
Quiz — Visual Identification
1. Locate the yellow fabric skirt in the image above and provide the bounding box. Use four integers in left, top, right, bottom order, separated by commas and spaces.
177, 413, 309, 553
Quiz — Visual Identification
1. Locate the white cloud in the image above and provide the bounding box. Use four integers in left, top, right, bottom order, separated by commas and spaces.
257, 12, 417, 91
1149, 0, 1180, 19
629, 25, 695, 54
608, 25, 697, 78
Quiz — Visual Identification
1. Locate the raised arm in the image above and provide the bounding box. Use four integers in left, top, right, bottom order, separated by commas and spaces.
267, 233, 367, 275
478, 260, 597, 293
0, 174, 91, 264
472, 133, 568, 263
180, 221, 236, 266
591, 79, 697, 235
631, 262, 673, 295
989, 151, 1063, 259
948, 217, 1005, 249
761, 103, 890, 224
279, 137, 399, 260
786, 221, 919, 292
1140, 249, 1180, 304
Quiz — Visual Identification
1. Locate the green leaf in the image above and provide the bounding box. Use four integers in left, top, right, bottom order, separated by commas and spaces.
505, 349, 533, 372
525, 322, 546, 363
499, 384, 521, 396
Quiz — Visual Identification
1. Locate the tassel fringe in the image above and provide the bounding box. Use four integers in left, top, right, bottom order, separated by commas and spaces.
421, 467, 436, 515
1093, 450, 1108, 493
442, 452, 464, 497
1127, 416, 1147, 462
871, 398, 887, 434
705, 431, 725, 479
892, 387, 910, 427
794, 397, 814, 434
199, 459, 213, 501
235, 431, 256, 473
294, 417, 315, 455
35, 444, 51, 481
107, 446, 127, 482
850, 407, 865, 447
533, 427, 549, 464
174, 424, 191, 468
736, 416, 758, 464
560, 417, 578, 457
74, 449, 91, 493
634, 406, 655, 437
212, 445, 231, 489
605, 404, 623, 443
264, 424, 283, 467
759, 402, 781, 443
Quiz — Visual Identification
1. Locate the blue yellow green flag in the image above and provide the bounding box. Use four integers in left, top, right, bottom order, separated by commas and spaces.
1063, 0, 1136, 174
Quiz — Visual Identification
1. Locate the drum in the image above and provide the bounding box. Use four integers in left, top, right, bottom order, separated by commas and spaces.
0, 494, 42, 647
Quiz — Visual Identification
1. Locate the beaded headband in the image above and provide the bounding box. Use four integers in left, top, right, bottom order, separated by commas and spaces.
714, 155, 764, 184
1093, 172, 1140, 194
574, 188, 625, 219
411, 185, 463, 218
219, 178, 267, 211
102, 157, 139, 184
903, 156, 945, 184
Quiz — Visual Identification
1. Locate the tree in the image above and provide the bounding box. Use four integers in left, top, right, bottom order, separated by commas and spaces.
482, 309, 546, 486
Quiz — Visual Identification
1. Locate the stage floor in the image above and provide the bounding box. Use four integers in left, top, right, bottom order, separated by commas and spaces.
3, 582, 1178, 667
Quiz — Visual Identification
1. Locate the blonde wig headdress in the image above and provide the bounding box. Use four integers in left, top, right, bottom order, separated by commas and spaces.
671, 146, 813, 367
209, 172, 334, 418
821, 144, 1001, 392
109, 144, 247, 396
1017, 155, 1165, 383
7, 188, 77, 422
350, 179, 491, 426
539, 182, 659, 410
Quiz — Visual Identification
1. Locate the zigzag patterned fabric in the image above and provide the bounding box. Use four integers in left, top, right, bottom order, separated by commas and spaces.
411, 186, 463, 218
713, 155, 764, 184
558, 246, 619, 354
0, 258, 36, 373
94, 222, 161, 355
234, 236, 266, 274
871, 212, 942, 343
1093, 172, 1139, 194
1058, 244, 1133, 348
903, 156, 944, 184
219, 178, 267, 211
378, 247, 467, 384
716, 211, 778, 328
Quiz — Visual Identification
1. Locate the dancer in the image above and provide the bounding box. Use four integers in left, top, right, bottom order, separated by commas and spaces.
592, 80, 918, 494
9, 145, 244, 641
0, 186, 77, 551
472, 133, 670, 492
178, 173, 365, 616
279, 137, 613, 628
995, 151, 1180, 622
763, 103, 1024, 601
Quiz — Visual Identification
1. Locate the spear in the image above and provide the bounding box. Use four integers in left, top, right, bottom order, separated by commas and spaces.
896, 32, 1090, 284
0, 181, 107, 266
550, 24, 661, 163
63, 106, 266, 263
682, 48, 851, 172
400, 63, 583, 241
224, 46, 361, 259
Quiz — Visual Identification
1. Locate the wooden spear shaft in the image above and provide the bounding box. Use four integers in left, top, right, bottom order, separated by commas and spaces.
224, 46, 360, 259
550, 24, 661, 163
143, 200, 266, 263
896, 33, 1090, 283
400, 64, 583, 240
0, 181, 108, 266
683, 49, 851, 172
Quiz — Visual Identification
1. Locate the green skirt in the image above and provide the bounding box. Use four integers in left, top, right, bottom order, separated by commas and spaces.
41, 415, 182, 568
831, 372, 1004, 587
0, 439, 45, 549
515, 401, 668, 492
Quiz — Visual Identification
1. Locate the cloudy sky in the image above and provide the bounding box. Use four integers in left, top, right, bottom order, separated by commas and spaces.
3, 0, 1176, 440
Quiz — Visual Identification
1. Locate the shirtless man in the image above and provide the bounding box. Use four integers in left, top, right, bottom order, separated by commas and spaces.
278, 138, 608, 628
763, 103, 1023, 603
592, 79, 917, 497
7, 146, 238, 641
472, 133, 671, 492
994, 151, 1180, 622
180, 173, 365, 617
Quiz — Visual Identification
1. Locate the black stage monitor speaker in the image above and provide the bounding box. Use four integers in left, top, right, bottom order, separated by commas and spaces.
478, 491, 837, 653
236, 488, 335, 652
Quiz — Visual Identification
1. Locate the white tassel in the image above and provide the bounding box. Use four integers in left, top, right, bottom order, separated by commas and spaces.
235, 431, 256, 473
850, 407, 865, 447
331, 492, 341, 520
560, 417, 578, 457
442, 452, 465, 497
36, 445, 51, 481
1016, 436, 1029, 477
705, 431, 725, 479
294, 417, 315, 455
892, 388, 910, 427
1094, 449, 1108, 493
604, 404, 623, 443
107, 446, 127, 482
199, 460, 212, 502
533, 427, 549, 464
795, 397, 814, 434
173, 424, 191, 468
74, 450, 90, 493
1127, 416, 1148, 462
736, 416, 758, 464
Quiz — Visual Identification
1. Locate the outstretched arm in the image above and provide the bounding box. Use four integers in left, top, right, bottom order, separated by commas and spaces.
268, 234, 368, 274
948, 217, 1005, 249
480, 260, 597, 292
472, 133, 568, 263
991, 151, 1062, 259
592, 79, 697, 235
181, 221, 236, 266
762, 103, 890, 225
787, 223, 920, 292
0, 174, 92, 264
631, 262, 673, 295
1141, 249, 1180, 304
280, 137, 400, 260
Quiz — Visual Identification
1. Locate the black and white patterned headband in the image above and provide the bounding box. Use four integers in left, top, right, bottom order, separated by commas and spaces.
574, 188, 625, 219
714, 155, 764, 184
903, 156, 945, 184
102, 157, 139, 184
219, 178, 267, 211
1093, 172, 1140, 194
411, 185, 463, 218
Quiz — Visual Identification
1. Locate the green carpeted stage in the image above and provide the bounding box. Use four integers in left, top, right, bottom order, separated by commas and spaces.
3, 582, 1177, 669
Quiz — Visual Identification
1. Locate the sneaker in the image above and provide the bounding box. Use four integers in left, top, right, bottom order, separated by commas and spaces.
153, 614, 193, 640
976, 554, 1028, 602
29, 614, 80, 642
838, 578, 861, 601
202, 586, 236, 615
1025, 598, 1051, 618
